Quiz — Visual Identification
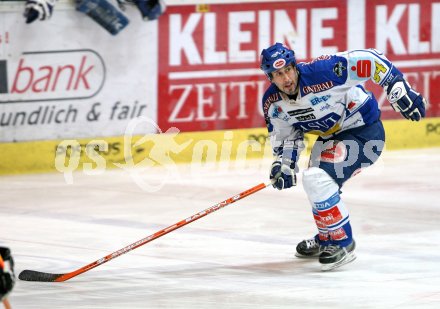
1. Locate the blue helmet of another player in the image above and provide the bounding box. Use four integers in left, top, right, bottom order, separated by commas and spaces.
260, 42, 296, 79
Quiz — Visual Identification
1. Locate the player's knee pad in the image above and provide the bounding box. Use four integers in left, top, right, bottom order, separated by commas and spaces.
302, 167, 338, 202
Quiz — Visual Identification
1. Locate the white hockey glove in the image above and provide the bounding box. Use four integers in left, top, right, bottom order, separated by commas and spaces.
386, 75, 427, 121
270, 161, 297, 190
24, 0, 57, 24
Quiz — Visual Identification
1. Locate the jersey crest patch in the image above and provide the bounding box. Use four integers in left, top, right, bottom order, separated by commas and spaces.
333, 61, 346, 77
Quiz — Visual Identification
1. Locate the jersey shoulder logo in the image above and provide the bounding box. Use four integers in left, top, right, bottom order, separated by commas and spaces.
333, 61, 346, 77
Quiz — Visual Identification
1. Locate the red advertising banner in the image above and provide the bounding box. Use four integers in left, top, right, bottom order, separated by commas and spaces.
364, 0, 440, 119
158, 0, 440, 132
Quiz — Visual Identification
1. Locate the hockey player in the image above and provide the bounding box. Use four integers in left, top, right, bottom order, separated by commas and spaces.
260, 43, 427, 271
0, 247, 15, 308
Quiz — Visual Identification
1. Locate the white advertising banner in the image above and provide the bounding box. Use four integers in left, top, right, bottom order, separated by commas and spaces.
0, 7, 158, 142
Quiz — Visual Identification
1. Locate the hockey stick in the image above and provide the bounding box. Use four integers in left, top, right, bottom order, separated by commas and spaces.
2, 299, 11, 309
19, 182, 271, 282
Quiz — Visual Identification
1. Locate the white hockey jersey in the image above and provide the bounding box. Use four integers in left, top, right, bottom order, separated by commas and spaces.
262, 48, 400, 162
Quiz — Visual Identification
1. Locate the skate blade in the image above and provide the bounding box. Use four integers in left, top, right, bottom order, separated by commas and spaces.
321, 252, 356, 271
295, 252, 320, 259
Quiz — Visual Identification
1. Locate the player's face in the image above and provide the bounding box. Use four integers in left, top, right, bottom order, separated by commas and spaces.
271, 64, 298, 95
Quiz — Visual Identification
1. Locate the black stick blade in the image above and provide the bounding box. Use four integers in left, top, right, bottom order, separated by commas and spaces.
19, 270, 64, 282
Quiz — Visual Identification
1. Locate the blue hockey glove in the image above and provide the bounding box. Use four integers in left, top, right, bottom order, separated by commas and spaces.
386, 75, 427, 121
270, 161, 297, 190
23, 0, 56, 24
117, 0, 166, 21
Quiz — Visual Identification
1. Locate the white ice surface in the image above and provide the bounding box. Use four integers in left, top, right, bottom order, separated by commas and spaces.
1, 148, 440, 308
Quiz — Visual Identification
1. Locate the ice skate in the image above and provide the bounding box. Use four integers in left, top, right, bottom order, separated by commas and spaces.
295, 237, 325, 258
319, 240, 356, 271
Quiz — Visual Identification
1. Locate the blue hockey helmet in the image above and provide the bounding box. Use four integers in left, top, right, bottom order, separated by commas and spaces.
260, 43, 296, 78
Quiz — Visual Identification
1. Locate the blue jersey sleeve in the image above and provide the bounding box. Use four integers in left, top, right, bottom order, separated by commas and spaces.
297, 55, 349, 96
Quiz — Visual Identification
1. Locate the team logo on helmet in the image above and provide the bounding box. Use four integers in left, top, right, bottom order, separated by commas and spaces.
273, 59, 286, 69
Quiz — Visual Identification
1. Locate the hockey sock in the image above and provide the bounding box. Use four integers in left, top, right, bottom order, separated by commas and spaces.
312, 209, 331, 245
303, 167, 353, 247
